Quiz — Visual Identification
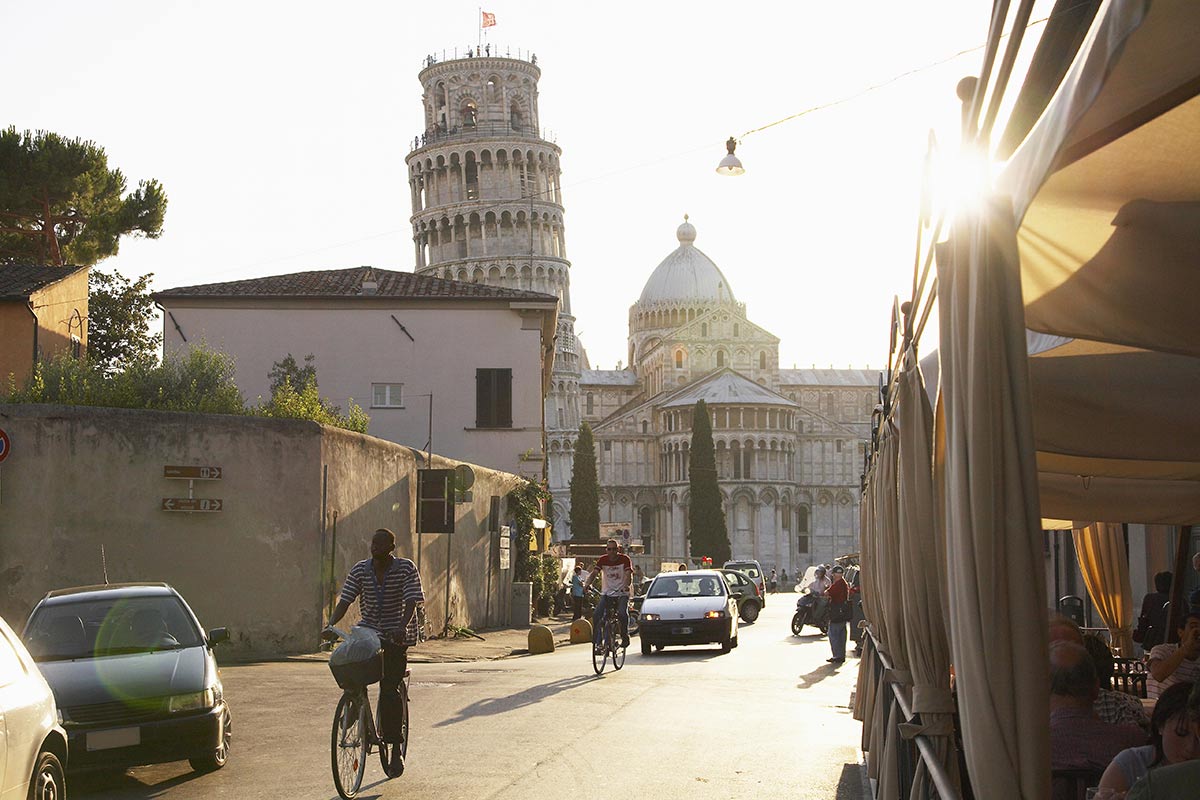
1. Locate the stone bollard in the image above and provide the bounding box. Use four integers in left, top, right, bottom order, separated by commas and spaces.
569, 618, 593, 644
528, 624, 555, 654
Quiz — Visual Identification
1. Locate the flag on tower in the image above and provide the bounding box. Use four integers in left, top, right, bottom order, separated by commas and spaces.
481, 10, 496, 28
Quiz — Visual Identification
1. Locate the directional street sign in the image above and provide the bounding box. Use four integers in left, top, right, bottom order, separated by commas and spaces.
162, 498, 223, 512
164, 465, 222, 480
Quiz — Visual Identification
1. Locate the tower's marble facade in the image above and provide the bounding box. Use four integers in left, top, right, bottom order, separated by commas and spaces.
402, 54, 875, 572
405, 52, 579, 503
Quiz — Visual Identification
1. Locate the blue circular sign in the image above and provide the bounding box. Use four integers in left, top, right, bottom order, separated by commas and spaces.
0, 427, 9, 463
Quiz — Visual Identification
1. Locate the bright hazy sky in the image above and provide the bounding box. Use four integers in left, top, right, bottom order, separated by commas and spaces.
4, 1, 1007, 372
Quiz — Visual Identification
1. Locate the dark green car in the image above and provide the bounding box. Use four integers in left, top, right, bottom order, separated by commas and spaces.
718, 569, 763, 623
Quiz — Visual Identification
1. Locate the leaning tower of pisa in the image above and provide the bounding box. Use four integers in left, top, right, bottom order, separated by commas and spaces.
404, 50, 579, 537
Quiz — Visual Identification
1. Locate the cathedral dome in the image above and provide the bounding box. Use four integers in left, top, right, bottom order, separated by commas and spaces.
637, 218, 736, 305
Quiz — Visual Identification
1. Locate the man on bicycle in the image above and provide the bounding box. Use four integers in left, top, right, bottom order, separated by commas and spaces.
583, 538, 633, 652
326, 528, 423, 773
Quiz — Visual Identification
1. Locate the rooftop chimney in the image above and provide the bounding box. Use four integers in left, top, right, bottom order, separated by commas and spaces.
361, 267, 378, 295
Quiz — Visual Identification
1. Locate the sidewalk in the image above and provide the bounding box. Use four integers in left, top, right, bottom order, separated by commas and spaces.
408, 615, 577, 663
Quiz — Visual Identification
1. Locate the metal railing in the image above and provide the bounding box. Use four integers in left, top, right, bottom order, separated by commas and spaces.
863, 628, 964, 799
411, 122, 557, 152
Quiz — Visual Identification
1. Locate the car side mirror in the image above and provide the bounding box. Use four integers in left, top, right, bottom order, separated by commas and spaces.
207, 627, 230, 647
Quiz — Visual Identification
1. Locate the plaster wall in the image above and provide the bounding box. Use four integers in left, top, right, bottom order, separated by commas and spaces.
0, 405, 521, 658
0, 301, 36, 384
32, 270, 89, 357
160, 301, 546, 477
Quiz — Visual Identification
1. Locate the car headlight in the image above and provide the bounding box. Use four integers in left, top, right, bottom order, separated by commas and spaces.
168, 687, 216, 713
57, 708, 66, 725
704, 610, 726, 619
641, 613, 660, 621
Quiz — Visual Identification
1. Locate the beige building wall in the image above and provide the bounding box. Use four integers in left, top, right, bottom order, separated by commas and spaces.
0, 301, 37, 384
0, 270, 88, 386
160, 299, 549, 478
0, 404, 521, 659
32, 270, 89, 359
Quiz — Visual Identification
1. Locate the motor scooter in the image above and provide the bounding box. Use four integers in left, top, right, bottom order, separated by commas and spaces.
791, 591, 829, 636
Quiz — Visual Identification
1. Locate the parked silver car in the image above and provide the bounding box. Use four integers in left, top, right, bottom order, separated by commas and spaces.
0, 613, 68, 799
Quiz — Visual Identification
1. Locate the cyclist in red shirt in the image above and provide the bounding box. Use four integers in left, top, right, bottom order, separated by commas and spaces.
584, 538, 633, 652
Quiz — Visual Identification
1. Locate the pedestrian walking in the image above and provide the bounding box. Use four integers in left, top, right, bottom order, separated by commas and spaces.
570, 564, 585, 620
768, 568, 778, 593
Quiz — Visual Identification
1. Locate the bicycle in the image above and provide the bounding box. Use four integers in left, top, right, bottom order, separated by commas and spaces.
592, 595, 628, 675
324, 627, 410, 800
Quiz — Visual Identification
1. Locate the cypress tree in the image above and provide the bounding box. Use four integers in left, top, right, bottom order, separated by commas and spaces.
568, 421, 600, 541
688, 399, 731, 564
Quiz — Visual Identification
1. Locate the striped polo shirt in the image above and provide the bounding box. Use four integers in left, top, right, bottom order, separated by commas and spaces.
339, 556, 425, 646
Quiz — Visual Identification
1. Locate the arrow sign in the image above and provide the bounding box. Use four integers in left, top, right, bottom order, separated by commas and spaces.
162, 498, 223, 512
164, 465, 222, 480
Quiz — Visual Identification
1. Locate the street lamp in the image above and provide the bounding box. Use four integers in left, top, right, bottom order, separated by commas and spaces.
715, 137, 745, 176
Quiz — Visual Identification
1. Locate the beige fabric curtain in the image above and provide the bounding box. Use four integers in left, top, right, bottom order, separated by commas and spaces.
1072, 523, 1136, 656
874, 425, 905, 800
937, 197, 1049, 800
895, 351, 960, 798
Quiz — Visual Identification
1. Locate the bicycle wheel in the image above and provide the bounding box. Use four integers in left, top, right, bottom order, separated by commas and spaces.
378, 683, 410, 777
331, 692, 368, 799
591, 620, 609, 675
611, 616, 626, 670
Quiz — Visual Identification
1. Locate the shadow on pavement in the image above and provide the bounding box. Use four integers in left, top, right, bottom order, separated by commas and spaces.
71, 765, 203, 798
630, 647, 726, 665
797, 662, 839, 689
836, 762, 870, 799
435, 674, 595, 726
784, 632, 827, 645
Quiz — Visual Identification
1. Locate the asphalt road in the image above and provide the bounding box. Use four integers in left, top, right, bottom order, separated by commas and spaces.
73, 598, 867, 800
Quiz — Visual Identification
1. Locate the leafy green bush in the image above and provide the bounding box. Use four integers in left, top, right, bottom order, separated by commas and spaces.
2, 344, 368, 433
255, 377, 368, 434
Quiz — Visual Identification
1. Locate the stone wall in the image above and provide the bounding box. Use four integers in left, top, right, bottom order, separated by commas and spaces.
0, 404, 522, 658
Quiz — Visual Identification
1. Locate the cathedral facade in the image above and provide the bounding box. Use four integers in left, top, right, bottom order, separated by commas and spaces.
403, 51, 875, 574
562, 220, 878, 575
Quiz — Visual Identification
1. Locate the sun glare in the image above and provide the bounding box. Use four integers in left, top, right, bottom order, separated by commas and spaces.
930, 145, 994, 227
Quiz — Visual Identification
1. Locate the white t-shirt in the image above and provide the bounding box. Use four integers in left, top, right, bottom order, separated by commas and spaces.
1147, 642, 1200, 698
589, 553, 632, 597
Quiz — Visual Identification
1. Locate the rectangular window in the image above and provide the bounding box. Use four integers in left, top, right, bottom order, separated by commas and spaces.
371, 383, 404, 408
603, 441, 612, 452
476, 368, 513, 428
797, 535, 810, 554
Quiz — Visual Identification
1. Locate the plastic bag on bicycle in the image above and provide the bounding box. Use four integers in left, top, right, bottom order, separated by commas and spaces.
330, 626, 383, 689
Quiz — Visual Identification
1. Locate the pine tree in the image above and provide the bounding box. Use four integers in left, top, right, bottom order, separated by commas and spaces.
568, 422, 600, 541
0, 127, 166, 266
688, 399, 731, 564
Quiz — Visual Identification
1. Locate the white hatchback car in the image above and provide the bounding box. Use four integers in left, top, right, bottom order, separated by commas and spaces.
638, 570, 739, 655
0, 613, 68, 800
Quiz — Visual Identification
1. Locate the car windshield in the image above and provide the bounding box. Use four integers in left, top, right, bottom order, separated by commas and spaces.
649, 576, 726, 598
728, 564, 760, 579
25, 595, 203, 662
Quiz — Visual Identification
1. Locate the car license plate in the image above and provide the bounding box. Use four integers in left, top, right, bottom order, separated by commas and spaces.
672, 626, 693, 635
87, 727, 140, 751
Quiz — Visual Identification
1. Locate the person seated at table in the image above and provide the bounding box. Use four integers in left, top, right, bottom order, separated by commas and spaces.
1051, 614, 1148, 729
1098, 681, 1200, 792
1050, 640, 1147, 791
1125, 684, 1200, 799
1147, 612, 1200, 699
1083, 633, 1151, 731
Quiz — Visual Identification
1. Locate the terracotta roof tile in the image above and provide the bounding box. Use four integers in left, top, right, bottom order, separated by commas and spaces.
155, 266, 557, 302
